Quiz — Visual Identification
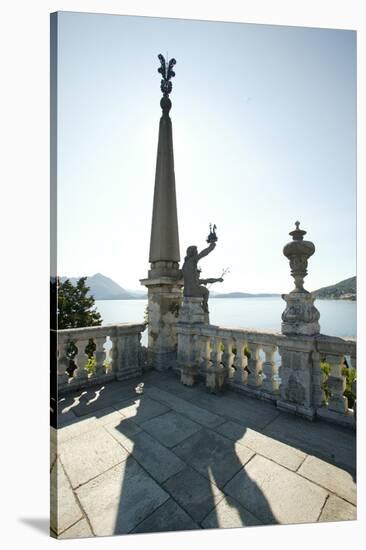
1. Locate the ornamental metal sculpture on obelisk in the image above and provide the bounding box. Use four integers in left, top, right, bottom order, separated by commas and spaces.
140, 54, 183, 371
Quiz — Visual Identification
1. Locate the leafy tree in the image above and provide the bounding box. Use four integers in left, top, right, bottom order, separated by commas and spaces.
57, 276, 102, 329
57, 277, 102, 375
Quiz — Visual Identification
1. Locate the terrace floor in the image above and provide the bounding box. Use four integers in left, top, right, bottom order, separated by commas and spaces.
51, 370, 356, 538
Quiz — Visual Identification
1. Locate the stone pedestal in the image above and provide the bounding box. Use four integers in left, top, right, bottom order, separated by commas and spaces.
281, 291, 320, 336
177, 297, 207, 386
140, 274, 182, 371
277, 337, 316, 420
178, 297, 209, 324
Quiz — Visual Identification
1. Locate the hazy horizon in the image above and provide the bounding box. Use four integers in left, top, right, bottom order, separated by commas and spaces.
56, 12, 356, 293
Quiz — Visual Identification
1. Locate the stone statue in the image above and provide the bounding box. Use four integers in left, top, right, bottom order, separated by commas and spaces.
182, 242, 223, 313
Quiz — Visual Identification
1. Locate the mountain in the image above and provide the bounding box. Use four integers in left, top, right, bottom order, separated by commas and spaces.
60, 273, 147, 300
313, 276, 356, 301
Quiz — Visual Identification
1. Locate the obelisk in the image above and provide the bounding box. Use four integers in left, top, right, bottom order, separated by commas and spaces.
140, 54, 183, 370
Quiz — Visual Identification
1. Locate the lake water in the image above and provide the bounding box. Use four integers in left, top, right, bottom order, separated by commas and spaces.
95, 297, 356, 345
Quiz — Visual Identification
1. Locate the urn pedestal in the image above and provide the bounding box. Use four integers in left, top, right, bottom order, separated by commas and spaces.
177, 297, 207, 386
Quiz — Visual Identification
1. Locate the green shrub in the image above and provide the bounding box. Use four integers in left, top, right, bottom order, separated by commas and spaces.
320, 360, 356, 408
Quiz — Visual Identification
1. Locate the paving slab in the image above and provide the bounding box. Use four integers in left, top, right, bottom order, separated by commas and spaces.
118, 430, 186, 484
298, 455, 356, 505
145, 386, 225, 428
163, 467, 225, 523
59, 427, 128, 488
225, 454, 328, 525
216, 421, 306, 471
115, 395, 170, 425
319, 494, 357, 523
56, 415, 100, 444
173, 429, 254, 488
201, 496, 262, 529
76, 457, 169, 535
140, 411, 202, 448
264, 413, 356, 473
50, 459, 83, 535
57, 409, 79, 428
181, 389, 280, 430
65, 380, 140, 417
59, 518, 93, 539
132, 498, 199, 533
103, 417, 142, 451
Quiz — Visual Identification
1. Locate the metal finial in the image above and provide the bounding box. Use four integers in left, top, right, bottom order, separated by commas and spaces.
157, 54, 176, 97
295, 221, 300, 230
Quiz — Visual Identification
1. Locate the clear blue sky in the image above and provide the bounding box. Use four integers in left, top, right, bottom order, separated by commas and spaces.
56, 11, 356, 293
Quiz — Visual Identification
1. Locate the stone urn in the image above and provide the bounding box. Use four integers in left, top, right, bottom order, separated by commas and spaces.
281, 222, 320, 335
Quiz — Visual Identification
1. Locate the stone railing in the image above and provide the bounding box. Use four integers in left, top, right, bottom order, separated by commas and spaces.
177, 323, 356, 429
55, 323, 146, 394
314, 335, 356, 427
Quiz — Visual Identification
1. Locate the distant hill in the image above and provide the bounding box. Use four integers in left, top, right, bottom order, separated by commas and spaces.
313, 276, 356, 301
60, 273, 147, 300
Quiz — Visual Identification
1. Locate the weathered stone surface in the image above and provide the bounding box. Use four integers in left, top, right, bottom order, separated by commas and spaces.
201, 496, 262, 529
298, 455, 356, 505
103, 417, 142, 452
69, 382, 137, 416
145, 386, 225, 428
163, 467, 224, 523
50, 427, 57, 470
120, 430, 186, 483
215, 421, 306, 471
76, 458, 169, 535
115, 395, 170, 425
264, 413, 356, 473
59, 518, 93, 539
225, 454, 328, 524
59, 427, 128, 488
141, 411, 201, 448
181, 388, 279, 430
50, 459, 83, 535
319, 494, 356, 522
56, 415, 99, 444
132, 498, 199, 533
172, 429, 254, 488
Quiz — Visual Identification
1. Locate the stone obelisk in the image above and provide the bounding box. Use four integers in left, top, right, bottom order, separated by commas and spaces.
140, 54, 183, 370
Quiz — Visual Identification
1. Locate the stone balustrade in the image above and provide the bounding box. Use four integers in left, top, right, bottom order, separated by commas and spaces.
55, 323, 146, 394
177, 322, 356, 429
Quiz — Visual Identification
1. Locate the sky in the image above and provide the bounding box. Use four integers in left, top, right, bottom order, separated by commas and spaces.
56, 12, 356, 293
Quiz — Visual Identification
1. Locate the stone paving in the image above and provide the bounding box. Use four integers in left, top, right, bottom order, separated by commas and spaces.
51, 370, 356, 538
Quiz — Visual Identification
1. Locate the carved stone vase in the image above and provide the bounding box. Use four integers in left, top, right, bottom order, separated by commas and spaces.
281, 221, 320, 336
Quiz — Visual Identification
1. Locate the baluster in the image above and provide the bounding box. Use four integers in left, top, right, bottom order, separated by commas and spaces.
110, 334, 119, 373
326, 354, 347, 413
312, 351, 325, 408
73, 338, 89, 380
222, 338, 235, 379
200, 335, 211, 374
350, 351, 357, 418
57, 337, 70, 385
210, 336, 223, 370
233, 339, 248, 384
261, 344, 278, 393
206, 336, 225, 392
94, 336, 106, 377
247, 343, 263, 388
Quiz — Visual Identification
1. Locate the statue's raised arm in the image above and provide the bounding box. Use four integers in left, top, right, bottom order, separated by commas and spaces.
197, 242, 216, 260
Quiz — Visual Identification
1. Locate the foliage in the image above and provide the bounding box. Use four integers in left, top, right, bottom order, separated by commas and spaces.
320, 359, 356, 408
57, 276, 102, 329
57, 276, 103, 375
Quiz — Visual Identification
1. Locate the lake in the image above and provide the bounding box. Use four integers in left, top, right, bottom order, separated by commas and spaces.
95, 297, 356, 345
